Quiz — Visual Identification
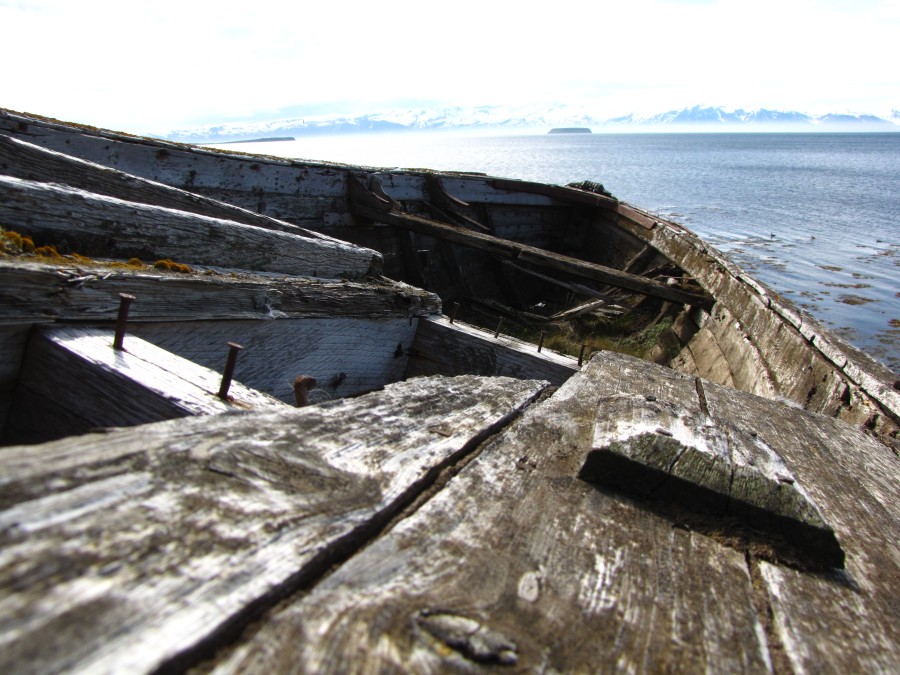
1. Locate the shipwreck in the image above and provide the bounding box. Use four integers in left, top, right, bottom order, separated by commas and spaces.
0, 108, 898, 673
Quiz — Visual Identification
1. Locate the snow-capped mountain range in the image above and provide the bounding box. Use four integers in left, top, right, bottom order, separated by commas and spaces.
163, 105, 900, 143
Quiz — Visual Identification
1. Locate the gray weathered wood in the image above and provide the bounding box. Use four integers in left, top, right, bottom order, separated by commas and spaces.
0, 135, 336, 240
701, 378, 900, 673
613, 209, 900, 448
0, 260, 441, 323
0, 175, 381, 279
213, 353, 783, 673
4, 326, 286, 445
0, 374, 548, 674
349, 195, 711, 307
130, 317, 419, 404
211, 351, 899, 674
406, 315, 579, 386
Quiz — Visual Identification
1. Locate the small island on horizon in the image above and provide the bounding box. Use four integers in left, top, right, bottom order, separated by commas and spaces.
548, 127, 592, 134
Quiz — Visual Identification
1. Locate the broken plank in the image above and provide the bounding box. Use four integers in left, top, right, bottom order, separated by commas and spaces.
502, 260, 621, 304
700, 378, 900, 672
0, 374, 549, 674
549, 298, 623, 321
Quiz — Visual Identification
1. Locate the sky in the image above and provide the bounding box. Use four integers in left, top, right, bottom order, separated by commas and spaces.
1, 0, 897, 134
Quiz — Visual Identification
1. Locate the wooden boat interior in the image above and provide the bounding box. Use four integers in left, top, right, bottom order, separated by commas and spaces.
1, 108, 899, 673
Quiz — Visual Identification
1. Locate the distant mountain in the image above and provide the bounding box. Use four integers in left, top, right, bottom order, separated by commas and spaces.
605, 106, 896, 130
163, 105, 899, 142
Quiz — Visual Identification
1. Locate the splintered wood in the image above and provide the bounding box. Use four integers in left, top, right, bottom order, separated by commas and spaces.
0, 374, 548, 673
2, 356, 897, 673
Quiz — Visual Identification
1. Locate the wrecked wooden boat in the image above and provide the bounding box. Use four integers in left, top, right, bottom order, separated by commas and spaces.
0, 108, 898, 673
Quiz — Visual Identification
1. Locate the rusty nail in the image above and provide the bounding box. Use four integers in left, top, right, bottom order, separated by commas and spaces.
578, 343, 587, 366
537, 331, 545, 353
293, 374, 318, 407
217, 342, 244, 400
494, 318, 503, 338
112, 293, 136, 351
449, 302, 460, 324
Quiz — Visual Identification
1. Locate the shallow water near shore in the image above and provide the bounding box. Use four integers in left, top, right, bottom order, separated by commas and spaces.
212, 132, 900, 372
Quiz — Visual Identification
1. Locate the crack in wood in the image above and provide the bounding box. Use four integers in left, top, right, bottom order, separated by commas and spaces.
154, 382, 550, 674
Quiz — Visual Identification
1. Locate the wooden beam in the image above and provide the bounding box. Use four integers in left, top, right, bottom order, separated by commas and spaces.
0, 176, 383, 280
0, 134, 330, 239
350, 202, 712, 308
0, 261, 442, 323
501, 260, 621, 304
489, 177, 619, 209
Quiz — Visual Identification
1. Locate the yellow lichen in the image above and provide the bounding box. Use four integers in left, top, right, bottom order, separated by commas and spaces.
2, 231, 22, 248
35, 245, 62, 258
154, 258, 191, 273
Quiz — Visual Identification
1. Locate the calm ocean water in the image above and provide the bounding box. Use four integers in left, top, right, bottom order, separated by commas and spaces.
217, 132, 900, 372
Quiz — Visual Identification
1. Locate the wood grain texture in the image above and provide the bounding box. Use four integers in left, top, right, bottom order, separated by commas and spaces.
209, 352, 899, 673
613, 211, 900, 448
406, 315, 578, 386
0, 374, 548, 674
214, 352, 778, 673
0, 175, 381, 280
349, 199, 712, 308
0, 260, 441, 324
702, 380, 900, 673
4, 326, 286, 445
0, 134, 335, 240
131, 317, 419, 403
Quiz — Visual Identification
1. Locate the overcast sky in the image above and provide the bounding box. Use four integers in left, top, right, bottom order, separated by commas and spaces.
1, 0, 897, 134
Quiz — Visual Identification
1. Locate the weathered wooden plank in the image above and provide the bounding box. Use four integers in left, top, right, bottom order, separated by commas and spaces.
0, 374, 549, 674
700, 379, 900, 672
0, 135, 337, 240
502, 259, 621, 304
612, 212, 900, 447
0, 176, 381, 279
350, 201, 712, 307
214, 353, 777, 673
490, 177, 620, 208
213, 352, 900, 673
4, 326, 286, 445
581, 383, 843, 568
550, 298, 622, 320
405, 315, 578, 386
130, 317, 418, 404
0, 261, 441, 323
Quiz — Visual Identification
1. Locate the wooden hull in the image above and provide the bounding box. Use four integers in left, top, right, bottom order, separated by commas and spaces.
0, 109, 898, 673
2, 108, 895, 448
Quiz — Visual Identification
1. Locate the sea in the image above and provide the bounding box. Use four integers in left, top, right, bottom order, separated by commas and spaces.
214, 132, 900, 372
